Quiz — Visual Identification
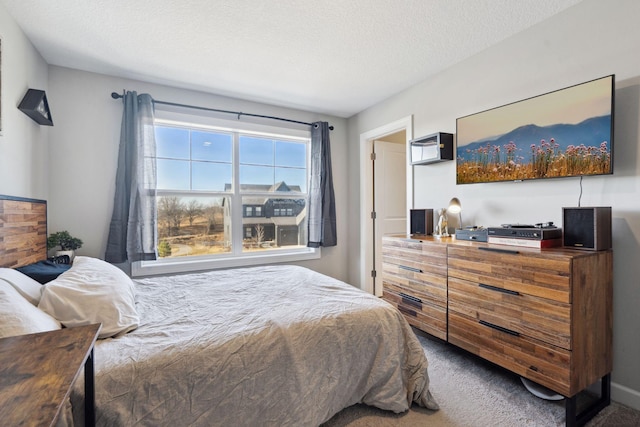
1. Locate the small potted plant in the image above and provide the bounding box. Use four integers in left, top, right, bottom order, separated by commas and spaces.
47, 230, 83, 261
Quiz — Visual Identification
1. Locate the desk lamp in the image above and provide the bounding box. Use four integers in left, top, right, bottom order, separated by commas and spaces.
448, 197, 462, 229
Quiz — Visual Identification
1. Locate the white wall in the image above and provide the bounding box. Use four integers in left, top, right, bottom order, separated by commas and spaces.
347, 0, 640, 409
0, 3, 49, 199
46, 66, 350, 281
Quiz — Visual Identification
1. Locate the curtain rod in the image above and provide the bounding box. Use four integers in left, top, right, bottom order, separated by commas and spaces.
110, 91, 333, 130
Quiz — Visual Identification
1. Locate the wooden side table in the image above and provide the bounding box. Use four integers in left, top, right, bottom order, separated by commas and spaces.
0, 323, 101, 427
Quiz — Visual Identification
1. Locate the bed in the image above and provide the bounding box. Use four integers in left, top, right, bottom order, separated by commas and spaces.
0, 195, 439, 426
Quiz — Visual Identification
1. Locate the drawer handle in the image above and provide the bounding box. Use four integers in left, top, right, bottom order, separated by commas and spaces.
479, 283, 520, 296
397, 305, 417, 317
399, 265, 423, 273
479, 247, 520, 255
479, 320, 520, 337
400, 292, 423, 309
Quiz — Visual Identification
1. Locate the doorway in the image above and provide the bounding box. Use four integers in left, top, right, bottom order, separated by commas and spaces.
359, 116, 413, 296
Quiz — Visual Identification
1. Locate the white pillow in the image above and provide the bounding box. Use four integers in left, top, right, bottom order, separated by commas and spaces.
0, 279, 61, 338
0, 268, 43, 305
38, 256, 139, 339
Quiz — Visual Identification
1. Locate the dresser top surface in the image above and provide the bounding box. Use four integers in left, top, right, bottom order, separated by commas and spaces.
383, 234, 610, 259
0, 324, 101, 426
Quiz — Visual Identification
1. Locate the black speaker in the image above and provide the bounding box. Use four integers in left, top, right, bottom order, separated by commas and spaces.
410, 209, 433, 236
562, 207, 612, 251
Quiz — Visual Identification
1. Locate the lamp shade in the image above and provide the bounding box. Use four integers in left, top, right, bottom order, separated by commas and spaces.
18, 89, 53, 126
448, 197, 462, 213
448, 197, 462, 229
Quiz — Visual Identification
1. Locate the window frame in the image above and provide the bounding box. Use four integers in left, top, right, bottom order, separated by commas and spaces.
132, 111, 319, 277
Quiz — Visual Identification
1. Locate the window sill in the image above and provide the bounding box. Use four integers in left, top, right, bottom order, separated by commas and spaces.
131, 247, 320, 277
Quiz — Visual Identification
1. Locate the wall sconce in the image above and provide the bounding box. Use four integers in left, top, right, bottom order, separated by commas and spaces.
18, 89, 53, 126
448, 197, 462, 229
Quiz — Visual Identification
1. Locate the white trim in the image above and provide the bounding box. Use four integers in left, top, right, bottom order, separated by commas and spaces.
611, 380, 640, 411
154, 110, 310, 139
586, 378, 640, 411
359, 116, 413, 295
132, 247, 320, 277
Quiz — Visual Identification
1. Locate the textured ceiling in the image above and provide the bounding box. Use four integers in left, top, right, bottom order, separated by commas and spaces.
1, 0, 583, 117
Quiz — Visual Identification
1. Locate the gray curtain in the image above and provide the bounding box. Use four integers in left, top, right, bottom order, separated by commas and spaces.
307, 122, 337, 247
105, 91, 158, 263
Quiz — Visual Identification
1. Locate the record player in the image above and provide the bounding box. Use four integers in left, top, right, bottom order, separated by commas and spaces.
487, 222, 562, 240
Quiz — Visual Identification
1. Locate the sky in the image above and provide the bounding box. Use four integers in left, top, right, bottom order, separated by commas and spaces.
456, 75, 613, 147
155, 126, 308, 193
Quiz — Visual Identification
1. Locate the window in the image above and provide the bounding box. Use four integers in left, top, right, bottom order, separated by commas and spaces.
132, 112, 319, 276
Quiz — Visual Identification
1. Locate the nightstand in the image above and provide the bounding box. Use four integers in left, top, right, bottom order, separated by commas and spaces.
0, 323, 101, 427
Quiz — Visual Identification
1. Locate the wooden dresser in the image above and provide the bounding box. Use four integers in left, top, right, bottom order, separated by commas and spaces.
381, 235, 613, 425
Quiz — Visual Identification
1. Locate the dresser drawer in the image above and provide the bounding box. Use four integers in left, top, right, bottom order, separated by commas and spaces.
382, 237, 447, 277
448, 276, 571, 349
448, 311, 571, 396
382, 288, 447, 340
447, 246, 572, 303
382, 262, 446, 304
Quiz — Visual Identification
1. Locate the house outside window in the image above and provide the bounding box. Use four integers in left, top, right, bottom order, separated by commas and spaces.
132, 112, 319, 276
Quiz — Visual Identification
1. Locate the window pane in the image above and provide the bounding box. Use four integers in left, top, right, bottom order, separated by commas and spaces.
157, 159, 190, 190
240, 165, 274, 188
156, 126, 190, 159
239, 166, 304, 192
275, 141, 306, 168
239, 136, 273, 166
157, 195, 231, 258
192, 161, 232, 191
242, 196, 307, 252
275, 167, 306, 192
239, 138, 307, 192
192, 131, 232, 162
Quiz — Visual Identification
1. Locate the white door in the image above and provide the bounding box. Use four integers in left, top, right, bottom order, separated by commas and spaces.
373, 140, 407, 296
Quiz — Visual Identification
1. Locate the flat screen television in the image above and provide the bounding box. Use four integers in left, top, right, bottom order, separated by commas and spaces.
456, 75, 614, 185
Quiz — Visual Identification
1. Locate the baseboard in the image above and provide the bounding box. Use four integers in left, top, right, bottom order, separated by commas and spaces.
588, 381, 640, 411
612, 380, 640, 411
586, 378, 640, 411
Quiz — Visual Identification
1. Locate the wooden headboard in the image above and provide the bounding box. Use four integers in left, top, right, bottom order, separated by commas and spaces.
0, 195, 47, 268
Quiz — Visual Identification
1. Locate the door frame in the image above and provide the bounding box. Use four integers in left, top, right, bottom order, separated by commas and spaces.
359, 116, 413, 295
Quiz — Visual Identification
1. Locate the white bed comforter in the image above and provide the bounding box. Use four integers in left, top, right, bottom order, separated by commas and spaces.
69, 265, 438, 426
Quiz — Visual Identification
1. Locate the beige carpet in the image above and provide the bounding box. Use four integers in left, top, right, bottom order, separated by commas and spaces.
323, 330, 640, 426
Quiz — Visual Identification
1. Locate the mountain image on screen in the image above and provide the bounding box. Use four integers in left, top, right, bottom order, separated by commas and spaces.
460, 115, 610, 155
455, 75, 614, 184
